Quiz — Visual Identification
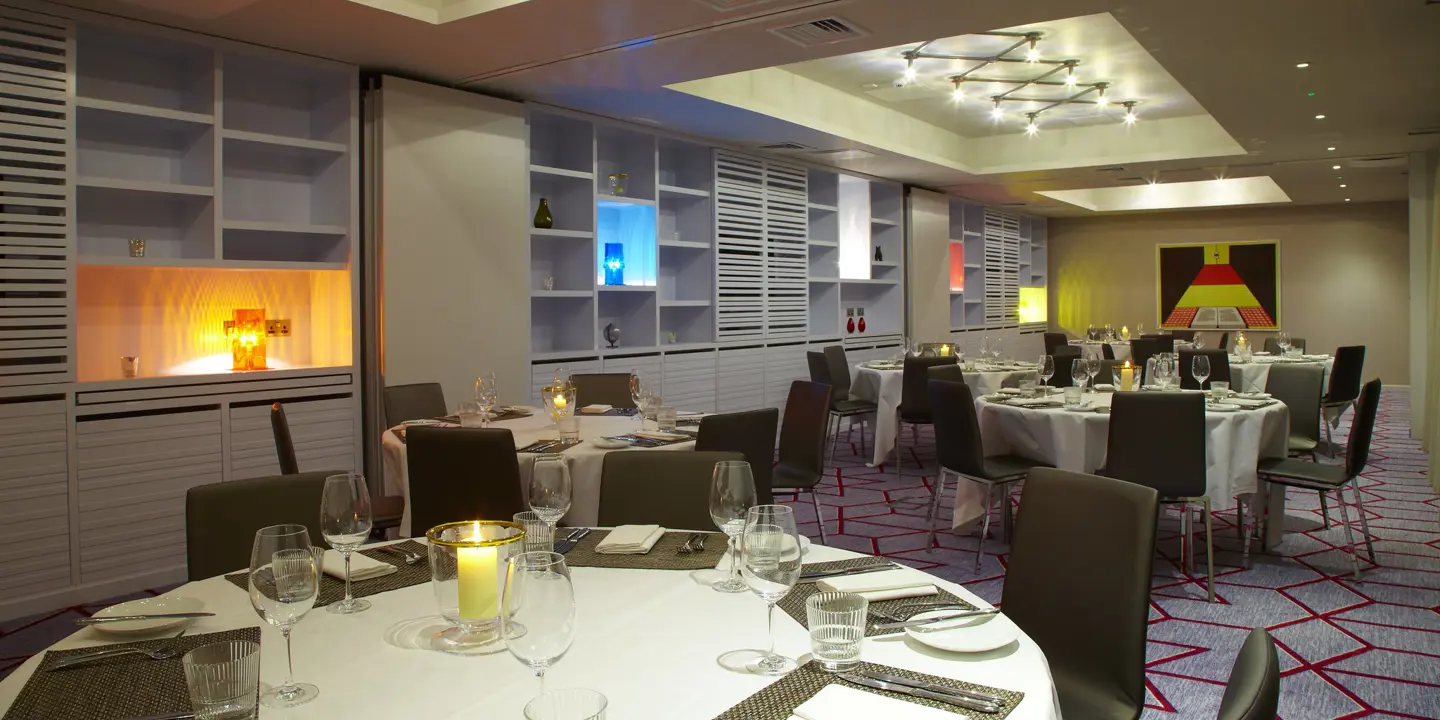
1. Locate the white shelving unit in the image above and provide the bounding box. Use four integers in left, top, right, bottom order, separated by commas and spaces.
946, 199, 1048, 357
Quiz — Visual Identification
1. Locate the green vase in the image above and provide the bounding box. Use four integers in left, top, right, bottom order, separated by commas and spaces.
534, 198, 553, 229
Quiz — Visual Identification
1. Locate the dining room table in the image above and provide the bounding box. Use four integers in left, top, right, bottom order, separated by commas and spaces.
0, 540, 1063, 719
1074, 340, 1130, 363
382, 408, 696, 536
851, 359, 1042, 467
1227, 352, 1334, 393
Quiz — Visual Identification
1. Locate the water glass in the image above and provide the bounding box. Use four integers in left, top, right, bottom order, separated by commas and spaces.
656, 406, 677, 432
513, 511, 554, 553
183, 640, 261, 719
503, 552, 577, 696
709, 461, 757, 594
248, 525, 319, 708
457, 401, 485, 428
1210, 380, 1230, 400
806, 592, 867, 672
1071, 358, 1088, 390
1018, 379, 1037, 398
524, 689, 608, 720
556, 416, 579, 442
740, 504, 802, 675
1063, 386, 1083, 407
320, 472, 373, 615
529, 454, 572, 540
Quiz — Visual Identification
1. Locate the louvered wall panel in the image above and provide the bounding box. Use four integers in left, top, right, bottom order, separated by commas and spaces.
230, 396, 357, 480
530, 360, 602, 405
714, 346, 766, 412
601, 354, 662, 396
714, 152, 765, 341
983, 209, 1020, 326
763, 161, 808, 338
661, 351, 715, 413
0, 396, 68, 596
0, 7, 72, 389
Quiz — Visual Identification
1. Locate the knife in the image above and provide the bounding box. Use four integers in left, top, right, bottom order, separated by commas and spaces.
872, 607, 999, 631
839, 673, 1001, 713
857, 668, 1006, 706
799, 563, 894, 581
556, 527, 591, 554
76, 613, 215, 626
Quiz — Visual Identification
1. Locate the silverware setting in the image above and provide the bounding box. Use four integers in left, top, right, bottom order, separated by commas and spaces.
869, 602, 971, 622
799, 561, 895, 582
872, 607, 1000, 632
853, 668, 1006, 709
48, 629, 188, 671
839, 671, 1002, 713
74, 613, 214, 626
375, 544, 423, 565
677, 533, 701, 554
554, 527, 590, 554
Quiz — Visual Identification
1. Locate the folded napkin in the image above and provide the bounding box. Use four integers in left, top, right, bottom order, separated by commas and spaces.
817, 568, 938, 601
1302, 354, 1330, 361
596, 525, 666, 554
580, 404, 613, 414
790, 684, 958, 720
1227, 397, 1275, 408
322, 549, 398, 581
1094, 383, 1116, 392
995, 387, 1026, 395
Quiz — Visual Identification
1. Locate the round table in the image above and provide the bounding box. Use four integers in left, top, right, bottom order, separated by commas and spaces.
1074, 340, 1130, 363
382, 411, 694, 536
852, 363, 1041, 466
1228, 354, 1334, 393
0, 544, 1062, 719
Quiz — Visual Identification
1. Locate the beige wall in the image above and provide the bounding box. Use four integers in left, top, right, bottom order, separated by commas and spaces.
907, 188, 952, 342
1047, 201, 1410, 383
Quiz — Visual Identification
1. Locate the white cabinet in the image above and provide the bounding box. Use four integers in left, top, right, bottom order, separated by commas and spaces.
602, 354, 662, 394
764, 343, 809, 413
0, 398, 70, 598
230, 396, 357, 479
661, 351, 716, 413
715, 346, 766, 413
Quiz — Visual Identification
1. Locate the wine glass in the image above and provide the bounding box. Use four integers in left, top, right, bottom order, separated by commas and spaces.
1085, 356, 1101, 392
319, 472, 372, 615
475, 372, 499, 426
740, 504, 802, 676
1193, 334, 1206, 350
529, 454, 572, 543
1192, 354, 1211, 390
709, 461, 757, 594
1277, 332, 1291, 354
629, 372, 645, 423
1038, 355, 1055, 389
502, 551, 576, 697
1071, 358, 1088, 391
248, 525, 320, 708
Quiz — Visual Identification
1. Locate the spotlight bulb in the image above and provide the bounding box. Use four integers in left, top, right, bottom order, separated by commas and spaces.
1026, 47, 1040, 62
902, 63, 917, 83
990, 104, 1004, 121
952, 85, 964, 102
1123, 107, 1137, 125
1065, 73, 1078, 87
1025, 118, 1039, 136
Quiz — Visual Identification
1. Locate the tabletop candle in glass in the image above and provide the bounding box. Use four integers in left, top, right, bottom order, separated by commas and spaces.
542, 385, 576, 426
427, 520, 526, 655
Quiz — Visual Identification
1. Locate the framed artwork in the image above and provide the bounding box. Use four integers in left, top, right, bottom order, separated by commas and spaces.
1157, 241, 1280, 330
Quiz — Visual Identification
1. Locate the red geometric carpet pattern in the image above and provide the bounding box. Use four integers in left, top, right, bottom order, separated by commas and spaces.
778, 389, 1438, 720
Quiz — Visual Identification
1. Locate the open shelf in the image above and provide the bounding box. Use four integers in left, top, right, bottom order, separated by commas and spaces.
596, 200, 657, 288
77, 177, 212, 197
660, 299, 710, 308
77, 185, 214, 261
221, 226, 348, 264
809, 243, 839, 279
533, 290, 593, 298
77, 102, 214, 190
597, 285, 655, 293
598, 290, 658, 349
531, 171, 593, 233
870, 217, 899, 227
658, 190, 709, 247
808, 169, 838, 208
529, 112, 594, 174
223, 129, 347, 155
75, 97, 213, 126
532, 295, 595, 355
660, 304, 713, 345
659, 185, 709, 198
75, 25, 214, 117
532, 228, 592, 239
222, 139, 348, 228
658, 138, 711, 194
659, 239, 709, 250
222, 51, 350, 146
532, 230, 595, 292
597, 125, 656, 201
530, 165, 593, 180
870, 183, 903, 225
809, 281, 840, 337
841, 281, 902, 337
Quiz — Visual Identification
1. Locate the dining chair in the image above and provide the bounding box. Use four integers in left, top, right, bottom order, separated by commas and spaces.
771, 380, 833, 542
894, 355, 958, 484
383, 382, 447, 428
1321, 345, 1366, 457
406, 426, 525, 536
1217, 628, 1280, 720
1105, 392, 1215, 602
1003, 468, 1158, 720
1178, 348, 1232, 390
695, 408, 778, 505
1094, 359, 1126, 387
926, 379, 1051, 571
1263, 336, 1307, 354
185, 471, 331, 580
270, 402, 299, 475
927, 363, 965, 384
1129, 337, 1171, 382
822, 345, 878, 462
1043, 332, 1069, 356
1048, 346, 1082, 387
1253, 378, 1381, 579
1169, 329, 1196, 342
597, 450, 744, 530
1101, 343, 1116, 360
1217, 331, 1230, 352
1263, 362, 1330, 527
570, 373, 636, 408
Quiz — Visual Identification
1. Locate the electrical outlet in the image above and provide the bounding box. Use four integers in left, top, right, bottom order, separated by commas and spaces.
266, 319, 291, 337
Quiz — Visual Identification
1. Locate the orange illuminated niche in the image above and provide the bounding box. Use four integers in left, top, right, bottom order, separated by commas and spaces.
224, 309, 268, 371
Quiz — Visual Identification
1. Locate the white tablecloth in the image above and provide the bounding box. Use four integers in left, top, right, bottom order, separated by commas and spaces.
1227, 355, 1334, 393
0, 543, 1062, 720
852, 364, 1041, 466
382, 411, 693, 536
1074, 341, 1130, 363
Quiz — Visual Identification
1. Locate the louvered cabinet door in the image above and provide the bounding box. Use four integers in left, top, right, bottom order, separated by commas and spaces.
715, 346, 766, 413
764, 343, 807, 416
0, 396, 69, 597
0, 7, 73, 389
714, 152, 765, 341
763, 161, 807, 339
983, 209, 1020, 326
661, 350, 715, 413
230, 396, 358, 480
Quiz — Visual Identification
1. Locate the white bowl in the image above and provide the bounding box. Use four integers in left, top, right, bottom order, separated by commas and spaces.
89, 596, 205, 635
905, 610, 1020, 653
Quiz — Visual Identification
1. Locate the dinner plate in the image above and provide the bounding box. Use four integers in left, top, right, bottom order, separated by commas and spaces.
401, 419, 441, 427
591, 437, 630, 449
1207, 403, 1242, 413
89, 596, 206, 635
904, 610, 1020, 653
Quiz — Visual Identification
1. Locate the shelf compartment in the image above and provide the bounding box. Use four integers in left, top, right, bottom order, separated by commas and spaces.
870, 183, 903, 225
658, 190, 709, 248
659, 230, 712, 303
809, 243, 839, 280
529, 112, 593, 174
596, 200, 656, 288
222, 226, 348, 265
530, 164, 593, 180
597, 125, 656, 201
598, 290, 657, 350
532, 232, 595, 292
222, 139, 348, 227
531, 171, 593, 233
77, 177, 213, 197
660, 299, 710, 308
659, 303, 713, 345
77, 103, 214, 189
532, 228, 593, 239
659, 239, 709, 250
77, 185, 214, 261
75, 24, 214, 116
808, 169, 838, 208
532, 294, 595, 355
808, 281, 839, 337
223, 129, 346, 155
222, 51, 350, 145
840, 281, 902, 338
533, 290, 593, 298
658, 138, 710, 193
75, 97, 213, 127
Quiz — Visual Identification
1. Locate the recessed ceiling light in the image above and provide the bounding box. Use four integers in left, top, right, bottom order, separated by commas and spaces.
1327, 146, 1336, 151
1345, 198, 1351, 202
1315, 114, 1326, 119
1296, 62, 1310, 68
1332, 165, 1341, 169
1340, 184, 1347, 188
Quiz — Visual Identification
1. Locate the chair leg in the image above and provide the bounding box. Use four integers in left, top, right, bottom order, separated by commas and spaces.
809, 489, 827, 545
1180, 505, 1191, 575
974, 482, 994, 574
1324, 417, 1337, 459
1241, 498, 1252, 569
1333, 488, 1361, 580
1203, 497, 1215, 603
1318, 490, 1331, 529
895, 418, 904, 482
1235, 500, 1246, 544
1346, 481, 1377, 564
927, 470, 946, 553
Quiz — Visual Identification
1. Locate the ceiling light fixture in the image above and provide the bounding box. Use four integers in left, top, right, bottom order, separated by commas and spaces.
1064, 61, 1078, 87
951, 78, 965, 102
1332, 164, 1341, 169
1025, 33, 1040, 62
990, 98, 1004, 120
1296, 62, 1310, 68
1094, 82, 1109, 109
1122, 101, 1138, 125
1345, 198, 1351, 201
1025, 113, 1039, 135
1315, 114, 1326, 119
1327, 146, 1337, 151
1340, 184, 1347, 188
901, 54, 917, 84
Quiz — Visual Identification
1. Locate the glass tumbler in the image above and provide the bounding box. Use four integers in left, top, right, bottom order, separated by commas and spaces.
656, 406, 677, 432
513, 511, 554, 553
457, 401, 485, 428
183, 640, 261, 719
556, 416, 580, 443
806, 592, 867, 672
1063, 386, 1083, 408
524, 688, 608, 720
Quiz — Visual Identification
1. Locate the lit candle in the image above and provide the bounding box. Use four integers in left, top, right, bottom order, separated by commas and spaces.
1120, 325, 1129, 341
456, 522, 498, 620
1120, 360, 1134, 392
939, 344, 951, 357
552, 393, 567, 410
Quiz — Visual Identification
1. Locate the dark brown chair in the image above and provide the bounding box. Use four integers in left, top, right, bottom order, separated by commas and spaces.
1106, 392, 1215, 602
1003, 468, 1158, 720
1217, 628, 1280, 720
696, 408, 779, 505
597, 450, 744, 530
771, 381, 833, 542
1321, 345, 1366, 457
895, 355, 958, 484
185, 472, 330, 580
570, 372, 636, 409
1169, 329, 1196, 342
1043, 332, 1069, 356
1178, 348, 1231, 390
927, 379, 1051, 571
1049, 346, 1083, 387
1101, 343, 1116, 360
821, 346, 878, 462
383, 383, 447, 428
1094, 359, 1125, 388
1129, 337, 1172, 383
271, 402, 299, 475
927, 363, 966, 385
1217, 331, 1231, 352
406, 426, 524, 536
1264, 363, 1331, 527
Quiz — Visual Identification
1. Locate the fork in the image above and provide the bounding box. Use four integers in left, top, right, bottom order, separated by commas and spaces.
377, 544, 422, 565
870, 602, 971, 622
49, 629, 188, 671
677, 533, 701, 555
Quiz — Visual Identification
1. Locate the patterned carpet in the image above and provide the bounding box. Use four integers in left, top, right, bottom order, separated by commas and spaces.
779, 388, 1439, 720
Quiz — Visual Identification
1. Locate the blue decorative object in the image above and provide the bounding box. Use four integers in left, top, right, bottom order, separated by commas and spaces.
603, 242, 625, 286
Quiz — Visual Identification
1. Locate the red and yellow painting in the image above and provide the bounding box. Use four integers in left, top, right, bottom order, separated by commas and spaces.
1157, 241, 1280, 330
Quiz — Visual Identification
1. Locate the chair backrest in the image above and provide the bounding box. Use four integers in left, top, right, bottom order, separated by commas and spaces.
1043, 332, 1069, 356
185, 471, 331, 580
928, 380, 986, 478
775, 380, 832, 489
1218, 331, 1230, 352
927, 363, 966, 385
696, 408, 779, 505
806, 351, 830, 385
1344, 378, 1382, 481
383, 383, 447, 428
570, 373, 636, 408
1095, 359, 1125, 387
597, 450, 744, 530
1003, 468, 1157, 719
1107, 392, 1206, 498
270, 402, 299, 475
406, 426, 524, 535
1048, 347, 1082, 387
899, 356, 957, 422
822, 345, 854, 401
1178, 348, 1232, 390
1324, 345, 1366, 403
1169, 330, 1196, 342
1264, 363, 1323, 445
1129, 337, 1172, 379
1217, 628, 1280, 720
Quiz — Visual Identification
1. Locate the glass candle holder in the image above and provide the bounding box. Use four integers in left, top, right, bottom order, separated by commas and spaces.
426, 520, 526, 655
120, 356, 139, 379
541, 385, 576, 424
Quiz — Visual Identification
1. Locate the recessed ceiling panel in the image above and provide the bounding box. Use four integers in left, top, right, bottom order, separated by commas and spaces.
1036, 177, 1291, 212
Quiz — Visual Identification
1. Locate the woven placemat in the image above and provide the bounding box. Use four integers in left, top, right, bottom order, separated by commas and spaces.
781, 558, 977, 638
4, 627, 261, 720
561, 530, 726, 570
713, 660, 1023, 719
224, 540, 430, 608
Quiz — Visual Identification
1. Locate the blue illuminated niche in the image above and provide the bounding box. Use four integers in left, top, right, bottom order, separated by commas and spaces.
596, 199, 656, 287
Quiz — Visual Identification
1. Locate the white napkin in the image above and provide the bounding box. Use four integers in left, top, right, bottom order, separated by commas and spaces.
818, 568, 938, 601
596, 525, 665, 554
580, 404, 612, 414
1227, 397, 1274, 408
322, 549, 398, 581
790, 684, 961, 720
995, 387, 1026, 395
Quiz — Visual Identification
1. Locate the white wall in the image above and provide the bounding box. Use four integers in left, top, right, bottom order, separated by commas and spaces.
907, 188, 951, 342
380, 77, 530, 406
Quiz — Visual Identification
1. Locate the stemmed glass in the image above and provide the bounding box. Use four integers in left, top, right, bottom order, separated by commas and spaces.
1193, 334, 1206, 350
1038, 355, 1055, 389
709, 461, 757, 594
1192, 355, 1211, 390
502, 552, 576, 697
1071, 358, 1088, 391
629, 372, 645, 424
740, 505, 803, 675
475, 372, 498, 426
529, 455, 572, 544
248, 525, 320, 708
1086, 355, 1101, 392
1276, 332, 1291, 354
319, 472, 372, 615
